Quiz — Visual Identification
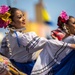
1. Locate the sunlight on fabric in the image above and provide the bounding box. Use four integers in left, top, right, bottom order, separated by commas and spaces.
0, 32, 4, 43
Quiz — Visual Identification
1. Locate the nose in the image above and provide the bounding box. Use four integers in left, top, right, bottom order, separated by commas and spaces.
22, 17, 25, 21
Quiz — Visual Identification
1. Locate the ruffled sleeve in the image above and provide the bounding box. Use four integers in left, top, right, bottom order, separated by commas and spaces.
17, 31, 47, 51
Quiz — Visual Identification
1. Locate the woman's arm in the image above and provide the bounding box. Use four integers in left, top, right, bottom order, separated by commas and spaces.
68, 44, 75, 49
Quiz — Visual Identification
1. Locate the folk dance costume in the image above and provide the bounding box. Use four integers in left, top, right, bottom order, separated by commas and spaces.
51, 28, 75, 75
51, 28, 66, 41
0, 28, 75, 75
0, 54, 26, 75
31, 35, 75, 75
0, 28, 47, 75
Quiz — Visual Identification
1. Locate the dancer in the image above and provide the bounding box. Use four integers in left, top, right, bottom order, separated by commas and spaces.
31, 11, 75, 75
0, 5, 75, 75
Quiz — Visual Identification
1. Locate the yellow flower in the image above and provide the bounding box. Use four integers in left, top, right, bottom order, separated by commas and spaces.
1, 12, 11, 22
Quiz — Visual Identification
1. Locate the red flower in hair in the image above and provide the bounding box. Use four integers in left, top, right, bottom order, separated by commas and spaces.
0, 19, 8, 28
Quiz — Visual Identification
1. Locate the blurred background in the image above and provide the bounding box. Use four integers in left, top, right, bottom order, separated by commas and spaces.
0, 0, 75, 45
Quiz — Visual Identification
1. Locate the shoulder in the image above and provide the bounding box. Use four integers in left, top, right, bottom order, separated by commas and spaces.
63, 35, 75, 43
28, 32, 37, 35
9, 31, 23, 38
1, 35, 7, 42
12, 31, 38, 39
25, 31, 38, 37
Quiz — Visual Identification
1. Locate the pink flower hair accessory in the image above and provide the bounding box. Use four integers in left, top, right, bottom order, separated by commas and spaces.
0, 5, 10, 14
60, 11, 69, 21
57, 11, 69, 26
0, 5, 12, 28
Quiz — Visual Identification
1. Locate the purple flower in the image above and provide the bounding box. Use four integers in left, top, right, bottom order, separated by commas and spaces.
0, 5, 10, 14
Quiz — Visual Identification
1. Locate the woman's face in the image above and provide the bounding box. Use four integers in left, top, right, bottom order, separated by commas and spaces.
67, 17, 75, 34
12, 10, 26, 29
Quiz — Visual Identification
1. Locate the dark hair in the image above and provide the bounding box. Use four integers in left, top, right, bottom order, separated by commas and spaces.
57, 16, 74, 30
57, 16, 64, 30
66, 16, 74, 25
8, 6, 19, 28
9, 7, 19, 21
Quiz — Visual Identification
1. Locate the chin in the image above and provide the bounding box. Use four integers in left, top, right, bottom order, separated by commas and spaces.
21, 26, 25, 28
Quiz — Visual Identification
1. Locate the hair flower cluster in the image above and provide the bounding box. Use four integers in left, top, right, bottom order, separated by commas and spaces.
58, 11, 69, 26
0, 5, 12, 28
60, 11, 69, 21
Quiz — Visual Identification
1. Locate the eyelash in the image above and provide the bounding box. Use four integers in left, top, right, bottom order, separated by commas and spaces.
18, 14, 24, 19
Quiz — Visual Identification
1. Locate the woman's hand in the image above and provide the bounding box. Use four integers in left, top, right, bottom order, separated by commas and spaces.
68, 44, 75, 49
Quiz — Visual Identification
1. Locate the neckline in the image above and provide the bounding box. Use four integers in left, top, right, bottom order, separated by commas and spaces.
7, 27, 26, 32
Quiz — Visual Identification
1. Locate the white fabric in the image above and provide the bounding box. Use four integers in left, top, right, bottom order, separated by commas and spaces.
31, 36, 75, 75
0, 30, 74, 69
0, 31, 47, 63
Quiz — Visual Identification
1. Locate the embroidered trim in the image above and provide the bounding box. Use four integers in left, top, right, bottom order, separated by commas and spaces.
31, 43, 68, 75
26, 36, 40, 52
1, 41, 8, 48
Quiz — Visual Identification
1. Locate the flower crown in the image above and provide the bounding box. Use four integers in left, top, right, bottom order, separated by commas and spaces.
57, 11, 69, 26
0, 5, 12, 28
